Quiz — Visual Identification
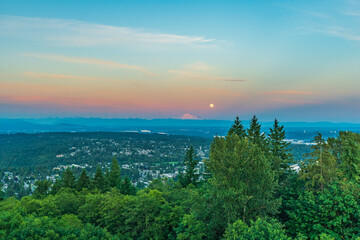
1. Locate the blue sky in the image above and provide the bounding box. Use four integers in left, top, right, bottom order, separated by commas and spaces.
1, 0, 360, 121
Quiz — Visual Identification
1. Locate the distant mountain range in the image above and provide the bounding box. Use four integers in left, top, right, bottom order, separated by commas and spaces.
1, 118, 360, 140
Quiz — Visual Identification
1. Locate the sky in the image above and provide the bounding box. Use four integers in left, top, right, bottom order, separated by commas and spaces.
1, 0, 360, 122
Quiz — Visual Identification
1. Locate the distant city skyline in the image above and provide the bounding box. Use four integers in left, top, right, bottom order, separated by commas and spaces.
1, 0, 360, 122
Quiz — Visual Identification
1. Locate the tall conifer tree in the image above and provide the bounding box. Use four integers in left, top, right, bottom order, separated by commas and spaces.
93, 166, 107, 192
179, 146, 200, 187
77, 169, 90, 191
269, 119, 293, 179
247, 115, 267, 150
33, 180, 51, 198
107, 157, 121, 188
228, 116, 246, 138
120, 177, 136, 195
300, 133, 337, 192
62, 168, 76, 189
340, 137, 360, 181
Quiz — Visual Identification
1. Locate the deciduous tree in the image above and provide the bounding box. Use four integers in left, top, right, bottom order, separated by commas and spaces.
205, 134, 279, 225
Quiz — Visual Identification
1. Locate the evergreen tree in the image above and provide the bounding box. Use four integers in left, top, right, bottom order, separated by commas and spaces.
93, 166, 107, 192
0, 182, 6, 201
62, 168, 76, 189
340, 137, 360, 181
328, 131, 360, 171
33, 180, 52, 198
0, 188, 4, 201
179, 146, 199, 187
300, 133, 337, 192
228, 116, 246, 138
120, 177, 136, 195
50, 178, 62, 195
107, 157, 121, 188
269, 119, 293, 179
247, 115, 267, 150
17, 182, 27, 199
77, 169, 90, 191
201, 160, 212, 181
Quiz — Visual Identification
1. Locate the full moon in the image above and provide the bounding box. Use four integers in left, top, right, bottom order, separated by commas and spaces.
209, 103, 214, 108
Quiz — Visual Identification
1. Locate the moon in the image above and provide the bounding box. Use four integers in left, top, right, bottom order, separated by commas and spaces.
209, 103, 214, 108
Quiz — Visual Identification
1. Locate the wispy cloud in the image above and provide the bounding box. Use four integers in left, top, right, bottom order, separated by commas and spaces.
168, 67, 246, 82
23, 72, 101, 81
199, 77, 246, 82
288, 1, 360, 42
300, 24, 360, 42
291, 8, 329, 19
0, 94, 124, 110
343, 11, 360, 16
261, 90, 314, 95
21, 53, 156, 76
178, 86, 241, 97
346, 0, 360, 6
0, 15, 216, 47
269, 98, 315, 105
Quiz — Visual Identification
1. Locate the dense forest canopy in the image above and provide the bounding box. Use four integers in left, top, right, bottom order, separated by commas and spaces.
0, 132, 211, 169
1, 116, 360, 239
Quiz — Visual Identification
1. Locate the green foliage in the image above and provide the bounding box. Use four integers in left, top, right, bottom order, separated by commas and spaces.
247, 115, 267, 150
62, 167, 76, 189
223, 218, 290, 240
107, 157, 121, 188
275, 172, 304, 230
340, 134, 360, 181
317, 233, 336, 240
0, 214, 114, 240
287, 181, 360, 239
78, 192, 106, 226
119, 177, 136, 195
77, 169, 91, 191
223, 218, 248, 239
4, 117, 360, 239
328, 131, 360, 165
121, 190, 173, 239
176, 214, 205, 240
53, 188, 82, 215
188, 183, 229, 239
179, 146, 200, 187
300, 133, 337, 192
0, 182, 4, 201
269, 119, 293, 180
33, 179, 52, 198
228, 116, 246, 138
205, 134, 279, 225
93, 166, 108, 193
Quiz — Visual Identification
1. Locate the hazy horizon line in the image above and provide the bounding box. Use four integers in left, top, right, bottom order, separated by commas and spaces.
1, 117, 360, 124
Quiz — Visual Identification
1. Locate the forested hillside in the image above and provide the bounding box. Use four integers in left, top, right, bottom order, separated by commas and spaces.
0, 132, 211, 169
0, 130, 310, 199
2, 116, 358, 239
